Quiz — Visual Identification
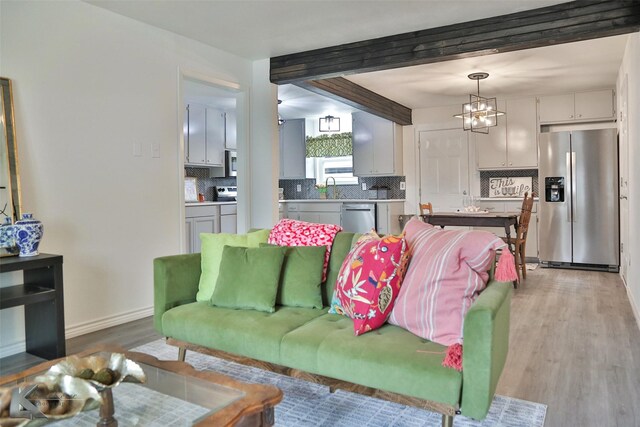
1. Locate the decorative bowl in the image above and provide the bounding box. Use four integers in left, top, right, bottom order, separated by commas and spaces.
44, 353, 146, 391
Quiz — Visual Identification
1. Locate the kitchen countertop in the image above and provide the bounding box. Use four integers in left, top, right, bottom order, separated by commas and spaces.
280, 199, 405, 203
185, 201, 237, 206
477, 197, 540, 202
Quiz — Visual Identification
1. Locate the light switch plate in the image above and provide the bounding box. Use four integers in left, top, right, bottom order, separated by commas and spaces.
400, 181, 406, 190
296, 184, 302, 192
361, 183, 367, 191
133, 142, 142, 157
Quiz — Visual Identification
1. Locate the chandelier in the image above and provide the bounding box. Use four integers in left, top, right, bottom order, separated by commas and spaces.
319, 115, 340, 132
454, 72, 504, 134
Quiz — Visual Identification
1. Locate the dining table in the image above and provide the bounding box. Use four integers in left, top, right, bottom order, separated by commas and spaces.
398, 212, 519, 243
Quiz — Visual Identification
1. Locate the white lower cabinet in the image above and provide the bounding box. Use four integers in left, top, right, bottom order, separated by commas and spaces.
376, 202, 405, 235
186, 205, 219, 253
286, 202, 342, 226
220, 204, 237, 234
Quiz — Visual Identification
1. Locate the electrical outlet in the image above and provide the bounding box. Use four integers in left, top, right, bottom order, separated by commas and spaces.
296, 184, 302, 192
152, 142, 160, 158
132, 142, 142, 157
361, 183, 367, 191
400, 181, 406, 190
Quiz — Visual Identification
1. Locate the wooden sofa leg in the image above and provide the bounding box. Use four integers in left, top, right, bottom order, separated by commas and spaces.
178, 347, 186, 362
442, 414, 453, 427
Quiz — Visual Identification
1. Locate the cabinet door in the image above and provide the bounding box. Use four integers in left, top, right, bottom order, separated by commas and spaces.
206, 109, 225, 166
297, 212, 319, 223
220, 214, 237, 234
193, 216, 217, 253
371, 118, 395, 175
506, 97, 538, 168
225, 111, 237, 149
575, 89, 614, 121
476, 101, 507, 169
187, 105, 206, 164
352, 113, 374, 176
538, 94, 574, 123
376, 203, 390, 235
279, 119, 306, 179
185, 219, 193, 253
525, 212, 538, 260
316, 212, 341, 226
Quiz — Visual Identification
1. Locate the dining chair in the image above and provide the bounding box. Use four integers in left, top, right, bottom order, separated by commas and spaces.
502, 192, 535, 281
419, 202, 433, 215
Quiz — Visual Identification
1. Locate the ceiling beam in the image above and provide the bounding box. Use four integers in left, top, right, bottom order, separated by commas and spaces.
296, 78, 412, 125
271, 1, 640, 84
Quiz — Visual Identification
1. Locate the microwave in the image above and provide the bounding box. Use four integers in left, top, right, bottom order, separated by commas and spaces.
225, 150, 237, 177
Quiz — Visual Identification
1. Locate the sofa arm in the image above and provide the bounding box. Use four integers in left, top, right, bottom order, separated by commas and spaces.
153, 253, 201, 334
460, 281, 512, 419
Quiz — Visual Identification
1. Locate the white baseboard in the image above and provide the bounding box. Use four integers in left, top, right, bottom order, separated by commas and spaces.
65, 306, 154, 339
627, 287, 640, 333
0, 340, 26, 359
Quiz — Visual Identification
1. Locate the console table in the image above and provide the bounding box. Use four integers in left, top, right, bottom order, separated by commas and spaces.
0, 253, 65, 359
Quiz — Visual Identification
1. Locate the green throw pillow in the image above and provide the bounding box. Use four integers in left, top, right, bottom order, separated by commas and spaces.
211, 245, 285, 312
196, 229, 270, 302
260, 243, 325, 309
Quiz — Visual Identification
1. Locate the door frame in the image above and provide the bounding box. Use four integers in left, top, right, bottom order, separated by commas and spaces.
177, 69, 249, 253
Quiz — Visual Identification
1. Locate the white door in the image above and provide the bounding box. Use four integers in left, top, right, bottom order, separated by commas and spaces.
619, 76, 629, 282
419, 129, 470, 212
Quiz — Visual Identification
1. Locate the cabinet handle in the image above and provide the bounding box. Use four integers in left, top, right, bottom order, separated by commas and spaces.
570, 115, 574, 118
501, 162, 505, 166
578, 114, 582, 118
509, 162, 513, 166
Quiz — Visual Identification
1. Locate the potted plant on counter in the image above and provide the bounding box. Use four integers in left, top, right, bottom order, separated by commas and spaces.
315, 183, 328, 199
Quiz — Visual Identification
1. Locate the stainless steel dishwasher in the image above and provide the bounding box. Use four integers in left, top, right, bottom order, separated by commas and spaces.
341, 203, 376, 233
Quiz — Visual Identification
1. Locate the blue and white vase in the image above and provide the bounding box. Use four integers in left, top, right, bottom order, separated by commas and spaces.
0, 217, 19, 255
13, 213, 44, 257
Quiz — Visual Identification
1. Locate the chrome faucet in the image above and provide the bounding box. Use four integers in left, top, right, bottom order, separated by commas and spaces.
325, 177, 337, 199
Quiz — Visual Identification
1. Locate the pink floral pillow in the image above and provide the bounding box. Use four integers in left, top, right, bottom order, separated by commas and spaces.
332, 231, 411, 336
268, 219, 342, 281
389, 217, 506, 346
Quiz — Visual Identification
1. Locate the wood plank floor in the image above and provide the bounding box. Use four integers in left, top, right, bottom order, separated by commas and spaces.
1, 267, 639, 426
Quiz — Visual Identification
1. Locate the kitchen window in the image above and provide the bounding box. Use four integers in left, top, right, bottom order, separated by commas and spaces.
305, 132, 357, 185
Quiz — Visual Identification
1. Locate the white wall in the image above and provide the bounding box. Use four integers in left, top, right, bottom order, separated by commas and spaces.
617, 32, 640, 329
0, 0, 253, 355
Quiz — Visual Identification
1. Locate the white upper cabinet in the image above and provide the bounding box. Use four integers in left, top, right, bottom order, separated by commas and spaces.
205, 108, 225, 166
538, 89, 615, 123
476, 97, 537, 169
352, 111, 403, 176
279, 119, 306, 179
185, 104, 225, 167
505, 97, 538, 168
225, 111, 237, 150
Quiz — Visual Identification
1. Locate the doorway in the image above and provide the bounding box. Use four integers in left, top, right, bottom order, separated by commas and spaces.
179, 74, 247, 253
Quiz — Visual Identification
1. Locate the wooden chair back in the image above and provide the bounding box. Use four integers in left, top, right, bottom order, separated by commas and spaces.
516, 192, 535, 241
419, 202, 433, 215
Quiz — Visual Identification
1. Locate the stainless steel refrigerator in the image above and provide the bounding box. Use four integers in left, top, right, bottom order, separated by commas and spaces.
539, 128, 619, 271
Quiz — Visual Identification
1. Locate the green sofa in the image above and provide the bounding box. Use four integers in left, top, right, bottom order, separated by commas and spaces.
154, 231, 512, 427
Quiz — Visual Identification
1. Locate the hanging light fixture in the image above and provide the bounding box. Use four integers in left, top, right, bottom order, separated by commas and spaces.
454, 72, 504, 134
319, 115, 340, 132
277, 99, 285, 125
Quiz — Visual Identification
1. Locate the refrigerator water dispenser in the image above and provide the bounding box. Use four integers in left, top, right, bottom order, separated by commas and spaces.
545, 177, 565, 202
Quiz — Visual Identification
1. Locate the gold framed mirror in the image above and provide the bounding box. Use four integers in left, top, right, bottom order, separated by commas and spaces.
1, 77, 22, 223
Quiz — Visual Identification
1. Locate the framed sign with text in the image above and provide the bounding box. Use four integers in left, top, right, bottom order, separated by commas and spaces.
489, 177, 533, 198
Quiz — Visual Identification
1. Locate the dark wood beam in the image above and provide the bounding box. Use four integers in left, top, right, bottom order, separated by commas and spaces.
296, 78, 412, 125
271, 1, 640, 84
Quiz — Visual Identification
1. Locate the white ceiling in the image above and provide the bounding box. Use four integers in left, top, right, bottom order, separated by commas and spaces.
85, 0, 565, 60
84, 0, 630, 119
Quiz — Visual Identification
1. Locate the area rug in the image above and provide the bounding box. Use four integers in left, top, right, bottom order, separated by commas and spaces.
526, 263, 539, 271
132, 340, 547, 427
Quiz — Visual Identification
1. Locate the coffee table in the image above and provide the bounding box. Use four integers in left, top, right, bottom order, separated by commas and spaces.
0, 344, 283, 426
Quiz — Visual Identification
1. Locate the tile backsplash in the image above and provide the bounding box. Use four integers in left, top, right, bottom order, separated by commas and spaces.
480, 169, 538, 197
280, 176, 406, 200
185, 167, 236, 201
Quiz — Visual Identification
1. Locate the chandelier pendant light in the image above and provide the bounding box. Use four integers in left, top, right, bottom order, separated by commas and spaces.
454, 72, 504, 134
319, 115, 340, 132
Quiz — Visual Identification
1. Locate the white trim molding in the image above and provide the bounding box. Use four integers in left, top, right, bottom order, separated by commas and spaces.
65, 306, 154, 339
0, 340, 26, 359
627, 285, 640, 332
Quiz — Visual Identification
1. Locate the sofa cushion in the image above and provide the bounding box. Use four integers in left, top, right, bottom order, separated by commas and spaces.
280, 314, 462, 405
267, 219, 342, 281
389, 218, 505, 346
322, 232, 359, 306
196, 230, 270, 302
261, 243, 326, 309
211, 246, 285, 313
162, 302, 326, 364
331, 231, 411, 335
